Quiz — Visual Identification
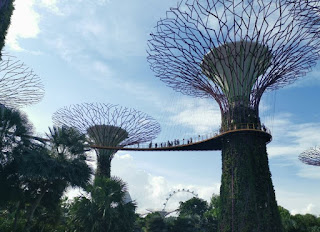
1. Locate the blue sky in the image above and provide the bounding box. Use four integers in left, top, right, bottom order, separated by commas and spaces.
5, 0, 320, 215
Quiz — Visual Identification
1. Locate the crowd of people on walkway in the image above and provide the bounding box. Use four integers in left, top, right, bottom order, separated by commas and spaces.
141, 123, 270, 149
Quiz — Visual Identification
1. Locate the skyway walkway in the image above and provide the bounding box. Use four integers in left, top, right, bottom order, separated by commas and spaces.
91, 123, 272, 152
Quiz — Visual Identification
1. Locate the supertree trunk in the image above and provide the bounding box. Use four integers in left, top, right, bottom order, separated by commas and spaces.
219, 119, 281, 231
96, 149, 117, 178
53, 103, 161, 179
147, 0, 319, 231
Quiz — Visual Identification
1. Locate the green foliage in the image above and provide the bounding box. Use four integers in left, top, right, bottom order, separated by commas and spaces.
170, 216, 203, 232
0, 107, 34, 206
0, 109, 92, 232
69, 176, 136, 232
144, 212, 168, 232
178, 197, 208, 217
0, 0, 15, 56
278, 206, 320, 232
220, 132, 282, 232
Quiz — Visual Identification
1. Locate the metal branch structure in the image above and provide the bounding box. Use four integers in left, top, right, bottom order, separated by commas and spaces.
299, 147, 320, 166
147, 0, 320, 231
288, 0, 320, 33
0, 54, 44, 108
52, 103, 161, 178
148, 0, 319, 129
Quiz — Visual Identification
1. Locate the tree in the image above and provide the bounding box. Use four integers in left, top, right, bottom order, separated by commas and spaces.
0, 106, 34, 207
178, 197, 208, 218
172, 196, 215, 232
203, 194, 220, 232
19, 126, 92, 231
148, 0, 320, 230
69, 176, 136, 232
278, 206, 298, 231
144, 212, 167, 232
0, 0, 14, 56
0, 123, 92, 232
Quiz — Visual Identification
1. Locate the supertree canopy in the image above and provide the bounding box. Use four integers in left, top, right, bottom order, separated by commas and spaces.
299, 147, 320, 166
52, 103, 161, 178
148, 0, 319, 130
148, 0, 320, 231
288, 0, 320, 33
0, 54, 44, 108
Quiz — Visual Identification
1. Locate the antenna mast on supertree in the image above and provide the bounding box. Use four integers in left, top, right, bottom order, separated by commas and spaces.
52, 103, 161, 178
299, 147, 320, 166
0, 54, 44, 108
148, 0, 319, 231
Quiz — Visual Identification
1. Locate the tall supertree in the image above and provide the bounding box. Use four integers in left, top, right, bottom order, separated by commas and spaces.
147, 0, 320, 231
0, 54, 44, 108
52, 103, 161, 178
299, 147, 320, 166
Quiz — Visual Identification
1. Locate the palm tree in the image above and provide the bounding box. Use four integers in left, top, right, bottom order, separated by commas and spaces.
17, 126, 92, 231
0, 106, 34, 208
0, 0, 14, 55
70, 176, 136, 232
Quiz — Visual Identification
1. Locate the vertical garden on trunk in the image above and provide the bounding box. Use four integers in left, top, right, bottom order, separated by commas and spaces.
147, 0, 320, 231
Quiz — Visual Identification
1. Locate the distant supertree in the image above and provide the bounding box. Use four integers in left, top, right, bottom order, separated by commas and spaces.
0, 54, 44, 108
52, 103, 161, 178
299, 147, 320, 166
148, 0, 320, 231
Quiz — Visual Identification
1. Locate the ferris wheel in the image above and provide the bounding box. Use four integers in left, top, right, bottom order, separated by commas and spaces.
162, 188, 198, 212
144, 188, 199, 217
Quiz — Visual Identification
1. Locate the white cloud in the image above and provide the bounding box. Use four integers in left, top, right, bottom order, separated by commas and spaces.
277, 189, 320, 215
6, 0, 40, 51
263, 112, 320, 180
93, 61, 114, 76
297, 165, 320, 179
112, 153, 220, 214
48, 36, 83, 62
169, 97, 221, 135
266, 113, 320, 158
297, 204, 316, 215
39, 0, 60, 14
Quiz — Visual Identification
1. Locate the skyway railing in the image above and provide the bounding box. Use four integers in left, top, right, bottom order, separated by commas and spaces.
28, 123, 271, 151
123, 123, 271, 150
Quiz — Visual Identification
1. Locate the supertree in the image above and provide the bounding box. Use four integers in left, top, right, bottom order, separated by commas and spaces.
52, 103, 161, 178
299, 147, 320, 166
0, 54, 44, 108
147, 0, 320, 231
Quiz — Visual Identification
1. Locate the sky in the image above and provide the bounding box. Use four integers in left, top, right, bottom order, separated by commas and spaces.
4, 0, 320, 215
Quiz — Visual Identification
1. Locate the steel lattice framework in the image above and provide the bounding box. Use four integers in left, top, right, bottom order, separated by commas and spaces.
147, 1, 320, 230
148, 0, 320, 115
52, 103, 161, 147
299, 147, 320, 166
289, 0, 320, 33
0, 54, 44, 108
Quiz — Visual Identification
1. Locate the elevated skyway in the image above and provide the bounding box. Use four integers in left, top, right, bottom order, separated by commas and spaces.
30, 123, 272, 151
91, 124, 272, 152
